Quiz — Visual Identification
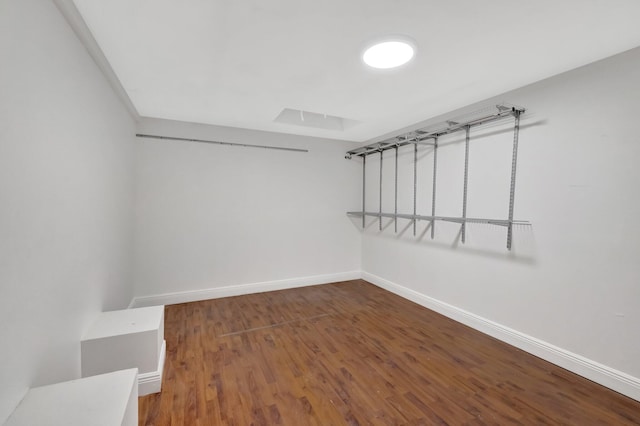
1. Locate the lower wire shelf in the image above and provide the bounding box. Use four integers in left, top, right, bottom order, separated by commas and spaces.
347, 211, 530, 227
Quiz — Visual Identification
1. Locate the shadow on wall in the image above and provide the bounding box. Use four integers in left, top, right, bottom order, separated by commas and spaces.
349, 216, 538, 265
344, 117, 547, 266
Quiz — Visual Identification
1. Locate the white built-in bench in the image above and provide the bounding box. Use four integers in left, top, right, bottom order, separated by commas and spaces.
4, 368, 138, 426
81, 305, 165, 396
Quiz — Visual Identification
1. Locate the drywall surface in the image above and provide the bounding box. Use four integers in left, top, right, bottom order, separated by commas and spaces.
0, 0, 135, 422
133, 119, 362, 299
361, 47, 640, 380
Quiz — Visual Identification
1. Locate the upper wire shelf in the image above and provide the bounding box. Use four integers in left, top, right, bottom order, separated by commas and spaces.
346, 104, 525, 159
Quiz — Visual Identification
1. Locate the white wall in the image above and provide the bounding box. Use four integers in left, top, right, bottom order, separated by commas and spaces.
361, 47, 640, 396
0, 0, 135, 422
132, 119, 362, 304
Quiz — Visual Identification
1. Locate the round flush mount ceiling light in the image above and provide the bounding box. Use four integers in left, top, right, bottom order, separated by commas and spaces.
362, 37, 416, 69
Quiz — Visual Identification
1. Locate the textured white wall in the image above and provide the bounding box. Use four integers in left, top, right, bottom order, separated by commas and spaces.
0, 0, 135, 422
361, 47, 640, 380
133, 119, 362, 299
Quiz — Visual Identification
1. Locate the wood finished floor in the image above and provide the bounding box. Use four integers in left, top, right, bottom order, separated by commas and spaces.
139, 280, 640, 425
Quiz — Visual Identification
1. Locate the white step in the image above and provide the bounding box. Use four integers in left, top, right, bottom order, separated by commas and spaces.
5, 369, 138, 426
82, 305, 165, 395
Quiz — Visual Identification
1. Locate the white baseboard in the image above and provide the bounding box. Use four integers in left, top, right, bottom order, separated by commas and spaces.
362, 271, 640, 402
129, 271, 362, 308
137, 340, 166, 396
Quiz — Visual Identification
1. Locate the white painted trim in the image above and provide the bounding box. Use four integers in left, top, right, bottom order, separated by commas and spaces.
53, 0, 140, 120
129, 271, 362, 308
362, 271, 640, 402
137, 340, 166, 396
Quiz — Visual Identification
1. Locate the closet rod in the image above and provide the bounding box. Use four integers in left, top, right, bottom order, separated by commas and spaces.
136, 134, 309, 153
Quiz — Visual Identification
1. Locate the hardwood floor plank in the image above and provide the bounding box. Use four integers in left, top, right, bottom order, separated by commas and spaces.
139, 280, 640, 425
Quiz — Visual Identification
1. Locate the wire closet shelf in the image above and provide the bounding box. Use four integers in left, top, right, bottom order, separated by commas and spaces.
345, 104, 529, 250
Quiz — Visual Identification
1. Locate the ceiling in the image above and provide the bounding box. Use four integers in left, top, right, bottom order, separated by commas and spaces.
72, 0, 640, 143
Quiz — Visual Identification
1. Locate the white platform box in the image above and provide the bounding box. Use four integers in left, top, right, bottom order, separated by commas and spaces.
5, 368, 138, 426
82, 306, 165, 396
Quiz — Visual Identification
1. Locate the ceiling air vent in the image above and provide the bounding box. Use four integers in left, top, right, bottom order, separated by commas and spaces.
274, 108, 358, 131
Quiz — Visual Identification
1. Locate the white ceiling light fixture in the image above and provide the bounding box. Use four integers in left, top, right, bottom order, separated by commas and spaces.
363, 36, 416, 69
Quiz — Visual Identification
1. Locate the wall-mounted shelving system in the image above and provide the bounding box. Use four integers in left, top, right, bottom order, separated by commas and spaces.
346, 104, 530, 250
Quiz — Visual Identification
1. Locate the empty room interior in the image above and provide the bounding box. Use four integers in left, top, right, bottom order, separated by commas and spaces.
2, 0, 640, 425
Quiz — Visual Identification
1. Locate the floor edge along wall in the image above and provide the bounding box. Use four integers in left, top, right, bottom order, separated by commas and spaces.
130, 271, 640, 403
128, 271, 362, 308
361, 272, 640, 403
